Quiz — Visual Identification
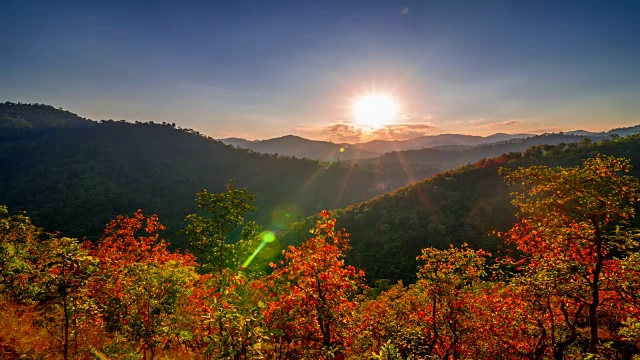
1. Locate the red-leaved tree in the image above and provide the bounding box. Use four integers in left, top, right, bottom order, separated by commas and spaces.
260, 210, 366, 359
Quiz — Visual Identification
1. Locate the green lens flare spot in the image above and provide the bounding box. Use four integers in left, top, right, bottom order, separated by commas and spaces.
261, 231, 276, 243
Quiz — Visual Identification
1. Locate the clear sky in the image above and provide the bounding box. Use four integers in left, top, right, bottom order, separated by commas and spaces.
2, 0, 640, 142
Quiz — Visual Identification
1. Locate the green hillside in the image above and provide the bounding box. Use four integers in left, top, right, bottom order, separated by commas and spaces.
283, 134, 640, 283
3, 104, 639, 283
0, 105, 395, 243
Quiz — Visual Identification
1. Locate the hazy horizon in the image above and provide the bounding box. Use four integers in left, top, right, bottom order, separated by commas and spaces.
4, 99, 639, 144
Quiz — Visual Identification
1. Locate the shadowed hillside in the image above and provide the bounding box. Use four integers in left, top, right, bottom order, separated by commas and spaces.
0, 105, 395, 242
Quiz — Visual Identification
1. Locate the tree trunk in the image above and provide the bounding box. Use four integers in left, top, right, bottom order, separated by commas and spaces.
63, 295, 69, 360
589, 218, 603, 354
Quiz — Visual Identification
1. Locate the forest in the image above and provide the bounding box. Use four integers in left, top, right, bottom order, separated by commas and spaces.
3, 0, 640, 354
282, 133, 640, 284
1, 154, 640, 359
0, 103, 391, 243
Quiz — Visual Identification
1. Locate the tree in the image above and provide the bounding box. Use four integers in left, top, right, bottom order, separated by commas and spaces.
413, 245, 491, 359
184, 181, 259, 274
356, 245, 491, 360
36, 236, 97, 360
184, 270, 269, 359
88, 210, 198, 359
499, 155, 640, 356
0, 205, 41, 301
1, 206, 99, 359
469, 284, 550, 360
260, 210, 365, 359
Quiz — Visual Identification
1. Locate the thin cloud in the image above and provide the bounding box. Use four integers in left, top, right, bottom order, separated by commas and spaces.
371, 123, 436, 140
524, 126, 567, 134
296, 121, 436, 142
475, 119, 524, 129
501, 120, 522, 126
323, 123, 364, 142
296, 122, 364, 143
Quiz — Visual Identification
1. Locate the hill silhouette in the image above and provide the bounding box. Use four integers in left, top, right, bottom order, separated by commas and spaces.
220, 126, 640, 165
0, 102, 94, 128
221, 132, 536, 160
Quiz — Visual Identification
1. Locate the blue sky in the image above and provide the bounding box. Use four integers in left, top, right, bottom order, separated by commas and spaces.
2, 0, 640, 141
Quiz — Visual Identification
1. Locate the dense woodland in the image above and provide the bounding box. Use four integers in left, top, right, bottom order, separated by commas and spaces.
1, 155, 640, 359
0, 103, 407, 243
283, 134, 640, 283
2, 103, 638, 246
2, 103, 640, 359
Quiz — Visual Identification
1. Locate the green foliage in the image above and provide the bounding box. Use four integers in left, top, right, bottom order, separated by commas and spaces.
2, 151, 640, 360
371, 341, 406, 360
106, 260, 197, 358
184, 181, 259, 274
283, 134, 640, 284
0, 205, 42, 301
35, 236, 98, 359
0, 106, 388, 243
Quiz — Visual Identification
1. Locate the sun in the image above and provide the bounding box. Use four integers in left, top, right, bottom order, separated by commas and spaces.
353, 94, 399, 128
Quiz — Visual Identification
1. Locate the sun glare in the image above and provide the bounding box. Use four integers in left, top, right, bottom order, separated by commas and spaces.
353, 94, 399, 128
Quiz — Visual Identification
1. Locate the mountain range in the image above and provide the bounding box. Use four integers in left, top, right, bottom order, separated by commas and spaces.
221, 126, 640, 161
220, 133, 535, 160
221, 135, 380, 161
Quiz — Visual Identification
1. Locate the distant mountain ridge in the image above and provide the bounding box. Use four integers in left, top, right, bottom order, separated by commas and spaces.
352, 133, 534, 153
562, 125, 640, 137
221, 133, 536, 160
221, 135, 380, 161
222, 125, 640, 161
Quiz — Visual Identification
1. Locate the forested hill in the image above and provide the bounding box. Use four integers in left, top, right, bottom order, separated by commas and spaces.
283, 134, 640, 283
0, 102, 95, 128
0, 106, 398, 242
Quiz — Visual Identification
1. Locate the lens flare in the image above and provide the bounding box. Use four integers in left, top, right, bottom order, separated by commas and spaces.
242, 230, 276, 268
261, 230, 276, 243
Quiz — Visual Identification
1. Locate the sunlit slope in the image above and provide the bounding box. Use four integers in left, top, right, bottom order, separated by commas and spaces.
282, 134, 640, 284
